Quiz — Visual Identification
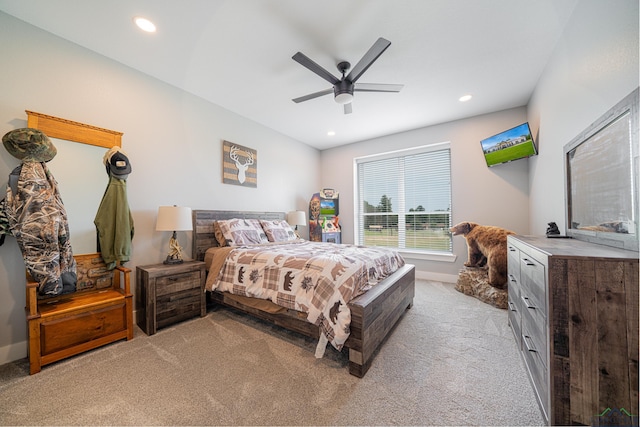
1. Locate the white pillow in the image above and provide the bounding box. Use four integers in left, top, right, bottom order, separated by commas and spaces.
217, 218, 268, 246
259, 219, 297, 242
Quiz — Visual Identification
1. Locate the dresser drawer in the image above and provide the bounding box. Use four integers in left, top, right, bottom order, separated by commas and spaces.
507, 270, 521, 347
507, 292, 521, 348
519, 253, 546, 316
521, 297, 547, 367
522, 328, 549, 421
507, 244, 520, 278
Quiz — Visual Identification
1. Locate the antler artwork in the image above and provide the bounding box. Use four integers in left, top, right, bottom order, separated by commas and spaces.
229, 146, 254, 184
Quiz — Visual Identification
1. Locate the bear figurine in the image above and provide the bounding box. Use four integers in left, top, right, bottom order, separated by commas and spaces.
450, 221, 515, 288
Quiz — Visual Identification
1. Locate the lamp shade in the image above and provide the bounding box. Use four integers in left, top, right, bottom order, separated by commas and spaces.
156, 206, 192, 231
287, 211, 307, 227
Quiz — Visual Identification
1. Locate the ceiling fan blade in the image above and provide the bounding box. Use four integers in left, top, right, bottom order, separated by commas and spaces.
354, 83, 404, 93
346, 37, 391, 83
292, 88, 334, 103
344, 103, 353, 114
292, 52, 340, 85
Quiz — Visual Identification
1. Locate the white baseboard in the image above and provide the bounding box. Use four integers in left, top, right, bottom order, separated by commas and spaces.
0, 340, 27, 366
415, 270, 458, 284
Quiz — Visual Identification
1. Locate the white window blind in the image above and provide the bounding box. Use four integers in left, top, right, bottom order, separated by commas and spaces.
355, 143, 452, 252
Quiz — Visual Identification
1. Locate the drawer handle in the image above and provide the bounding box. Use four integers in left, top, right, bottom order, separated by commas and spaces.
508, 274, 517, 284
168, 277, 179, 282
523, 335, 537, 353
522, 296, 536, 310
508, 301, 517, 312
508, 246, 516, 252
521, 258, 535, 266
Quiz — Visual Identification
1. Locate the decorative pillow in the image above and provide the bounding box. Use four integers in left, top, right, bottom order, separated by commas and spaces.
212, 221, 227, 247
259, 219, 297, 242
217, 218, 268, 246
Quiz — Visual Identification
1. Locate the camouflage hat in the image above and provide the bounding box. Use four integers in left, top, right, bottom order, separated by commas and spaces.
2, 128, 57, 162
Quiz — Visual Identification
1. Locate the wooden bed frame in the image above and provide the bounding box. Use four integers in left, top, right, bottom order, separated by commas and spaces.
192, 210, 415, 377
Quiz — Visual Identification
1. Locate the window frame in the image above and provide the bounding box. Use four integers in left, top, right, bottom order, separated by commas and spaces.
353, 142, 453, 257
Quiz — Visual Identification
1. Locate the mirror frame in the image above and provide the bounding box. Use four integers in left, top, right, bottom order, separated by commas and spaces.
25, 111, 124, 253
563, 88, 639, 251
26, 110, 122, 149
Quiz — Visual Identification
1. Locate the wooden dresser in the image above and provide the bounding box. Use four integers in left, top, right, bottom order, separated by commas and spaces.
507, 235, 638, 426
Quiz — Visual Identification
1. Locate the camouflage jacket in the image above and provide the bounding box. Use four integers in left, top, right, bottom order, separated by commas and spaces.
5, 162, 76, 296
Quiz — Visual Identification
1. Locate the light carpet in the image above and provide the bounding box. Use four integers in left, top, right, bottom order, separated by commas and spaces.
0, 279, 544, 426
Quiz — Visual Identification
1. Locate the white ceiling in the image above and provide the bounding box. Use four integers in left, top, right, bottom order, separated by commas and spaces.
0, 0, 579, 150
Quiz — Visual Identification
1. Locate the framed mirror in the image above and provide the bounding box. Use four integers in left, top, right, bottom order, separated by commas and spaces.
563, 88, 639, 251
26, 111, 123, 254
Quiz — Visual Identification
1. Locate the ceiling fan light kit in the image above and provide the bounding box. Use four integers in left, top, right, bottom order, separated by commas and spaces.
292, 37, 403, 114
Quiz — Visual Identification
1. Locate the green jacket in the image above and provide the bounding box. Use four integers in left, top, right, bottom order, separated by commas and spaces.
94, 176, 134, 269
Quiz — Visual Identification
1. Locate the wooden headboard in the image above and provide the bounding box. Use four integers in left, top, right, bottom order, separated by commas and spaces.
192, 210, 286, 261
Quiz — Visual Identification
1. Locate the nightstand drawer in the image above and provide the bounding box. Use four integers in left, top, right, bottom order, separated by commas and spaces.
157, 289, 202, 329
156, 271, 202, 296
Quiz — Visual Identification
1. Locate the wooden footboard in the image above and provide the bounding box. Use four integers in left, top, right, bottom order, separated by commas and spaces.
345, 264, 415, 377
208, 264, 415, 377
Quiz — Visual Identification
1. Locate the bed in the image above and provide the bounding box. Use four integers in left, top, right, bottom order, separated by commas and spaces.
192, 210, 415, 377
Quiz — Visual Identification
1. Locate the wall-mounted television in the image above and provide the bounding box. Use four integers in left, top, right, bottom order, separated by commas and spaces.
480, 122, 537, 167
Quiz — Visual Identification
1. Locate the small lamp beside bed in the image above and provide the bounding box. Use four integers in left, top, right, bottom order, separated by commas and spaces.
287, 210, 306, 238
156, 205, 192, 264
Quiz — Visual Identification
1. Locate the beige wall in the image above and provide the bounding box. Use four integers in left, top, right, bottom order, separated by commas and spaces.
0, 12, 320, 364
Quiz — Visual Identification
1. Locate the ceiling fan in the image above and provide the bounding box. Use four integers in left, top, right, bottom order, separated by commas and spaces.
292, 37, 403, 114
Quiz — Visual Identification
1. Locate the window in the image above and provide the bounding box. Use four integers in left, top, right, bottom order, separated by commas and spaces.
355, 142, 452, 253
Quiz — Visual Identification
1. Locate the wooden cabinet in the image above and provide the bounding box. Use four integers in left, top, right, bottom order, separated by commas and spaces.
136, 261, 206, 335
507, 235, 638, 426
26, 253, 134, 374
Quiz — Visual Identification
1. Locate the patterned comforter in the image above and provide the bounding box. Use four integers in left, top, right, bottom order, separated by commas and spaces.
207, 240, 405, 351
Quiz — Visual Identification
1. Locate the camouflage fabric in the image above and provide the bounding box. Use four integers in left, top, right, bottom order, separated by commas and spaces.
0, 198, 9, 246
6, 162, 76, 296
2, 128, 57, 162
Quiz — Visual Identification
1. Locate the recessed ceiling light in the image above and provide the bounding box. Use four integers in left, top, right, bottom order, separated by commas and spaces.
459, 94, 472, 102
327, 131, 336, 136
134, 17, 156, 33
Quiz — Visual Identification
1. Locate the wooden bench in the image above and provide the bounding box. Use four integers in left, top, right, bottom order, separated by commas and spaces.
25, 253, 134, 374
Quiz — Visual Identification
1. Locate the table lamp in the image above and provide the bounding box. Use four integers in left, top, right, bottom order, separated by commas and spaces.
287, 210, 307, 238
156, 205, 192, 264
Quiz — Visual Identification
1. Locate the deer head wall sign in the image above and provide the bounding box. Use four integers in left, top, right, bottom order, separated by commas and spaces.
222, 140, 257, 187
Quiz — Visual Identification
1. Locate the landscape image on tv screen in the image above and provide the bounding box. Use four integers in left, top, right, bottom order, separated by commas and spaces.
481, 122, 537, 167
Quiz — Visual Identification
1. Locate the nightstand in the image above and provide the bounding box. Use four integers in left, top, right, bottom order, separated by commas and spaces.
136, 261, 206, 335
